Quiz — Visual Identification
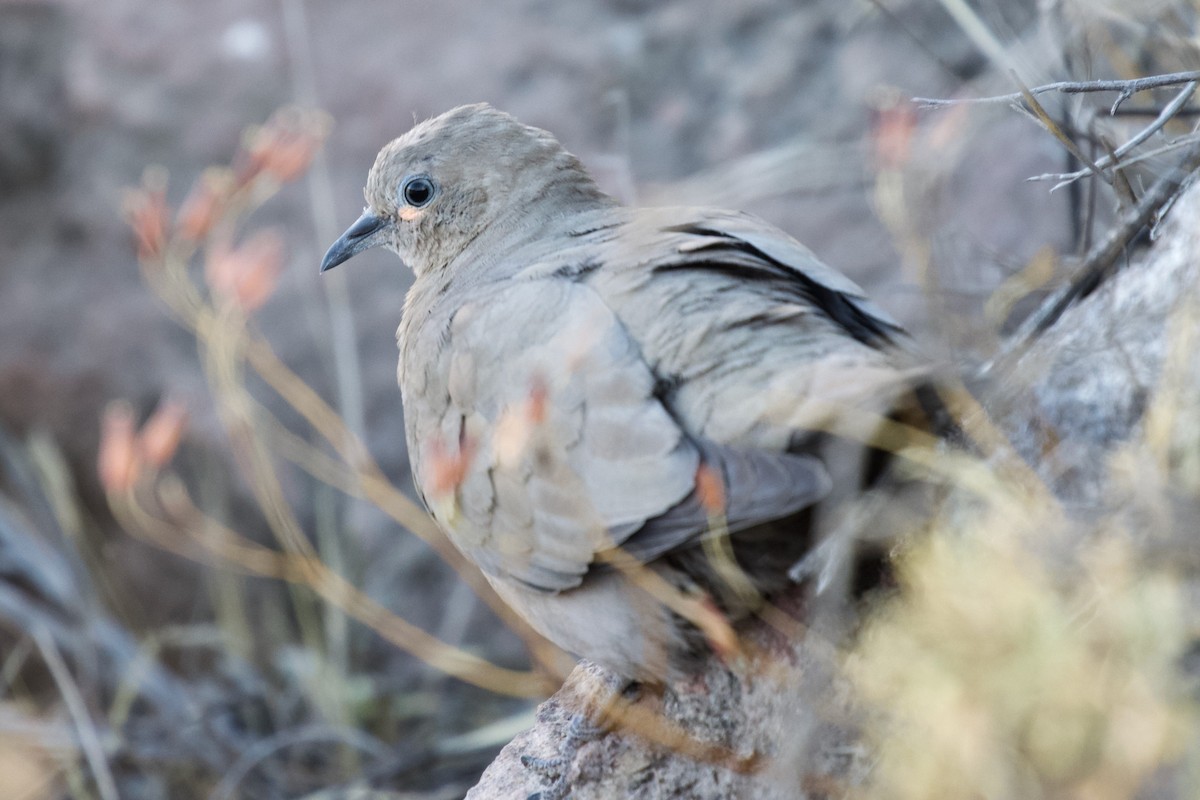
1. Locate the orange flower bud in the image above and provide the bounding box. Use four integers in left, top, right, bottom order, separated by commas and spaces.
176, 168, 234, 241
263, 133, 320, 183
870, 90, 917, 171
98, 402, 141, 493
123, 168, 170, 262
205, 229, 284, 313
232, 125, 271, 188
428, 436, 476, 498
233, 108, 330, 187
267, 108, 330, 183
138, 399, 189, 468
526, 375, 549, 425
695, 462, 727, 516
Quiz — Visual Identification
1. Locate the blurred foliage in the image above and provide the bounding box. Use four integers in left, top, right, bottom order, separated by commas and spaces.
852, 511, 1197, 799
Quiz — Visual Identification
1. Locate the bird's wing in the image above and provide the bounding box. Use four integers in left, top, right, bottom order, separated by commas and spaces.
556, 207, 924, 449
409, 277, 828, 592
654, 208, 905, 347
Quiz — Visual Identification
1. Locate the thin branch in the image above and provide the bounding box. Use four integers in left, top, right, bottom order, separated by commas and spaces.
1069, 132, 1200, 179
1099, 132, 1138, 210
1011, 72, 1113, 191
1112, 106, 1200, 118
109, 480, 553, 698
915, 70, 1200, 110
1027, 81, 1198, 190
998, 140, 1200, 356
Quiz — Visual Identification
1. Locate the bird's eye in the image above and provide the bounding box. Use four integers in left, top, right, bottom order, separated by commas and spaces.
402, 176, 435, 207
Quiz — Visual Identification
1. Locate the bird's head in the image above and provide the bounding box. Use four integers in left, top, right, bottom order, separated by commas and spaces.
320, 103, 611, 277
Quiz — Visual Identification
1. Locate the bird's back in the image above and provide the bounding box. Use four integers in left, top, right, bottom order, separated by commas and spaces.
509, 206, 923, 451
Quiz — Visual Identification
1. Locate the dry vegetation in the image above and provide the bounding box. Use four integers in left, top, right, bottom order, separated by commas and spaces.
3, 1, 1200, 799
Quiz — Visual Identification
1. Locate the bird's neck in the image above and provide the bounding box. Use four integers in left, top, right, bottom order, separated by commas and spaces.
411, 156, 616, 285
471, 194, 616, 276
426, 163, 616, 282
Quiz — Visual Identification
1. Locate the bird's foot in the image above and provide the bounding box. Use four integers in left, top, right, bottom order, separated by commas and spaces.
520, 708, 608, 800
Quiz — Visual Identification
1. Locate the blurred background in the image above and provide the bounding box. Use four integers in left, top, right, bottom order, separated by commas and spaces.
3, 0, 1187, 796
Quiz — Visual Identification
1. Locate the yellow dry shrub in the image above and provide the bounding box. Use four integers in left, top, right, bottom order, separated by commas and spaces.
850, 500, 1195, 800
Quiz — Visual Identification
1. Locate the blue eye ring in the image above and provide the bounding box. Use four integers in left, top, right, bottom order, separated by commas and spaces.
402, 175, 436, 207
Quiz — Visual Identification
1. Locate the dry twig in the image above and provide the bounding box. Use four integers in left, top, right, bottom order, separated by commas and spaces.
914, 70, 1200, 113
999, 141, 1200, 356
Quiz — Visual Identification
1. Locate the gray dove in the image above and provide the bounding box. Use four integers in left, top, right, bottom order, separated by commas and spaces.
321, 104, 939, 683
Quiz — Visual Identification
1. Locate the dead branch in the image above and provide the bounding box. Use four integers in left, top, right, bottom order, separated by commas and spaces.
995, 141, 1200, 359
1029, 81, 1198, 190
915, 70, 1200, 114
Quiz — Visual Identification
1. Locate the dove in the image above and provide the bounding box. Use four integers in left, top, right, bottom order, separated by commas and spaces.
321, 103, 939, 683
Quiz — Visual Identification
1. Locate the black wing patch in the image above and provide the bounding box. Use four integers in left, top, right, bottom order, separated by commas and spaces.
657, 223, 903, 348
